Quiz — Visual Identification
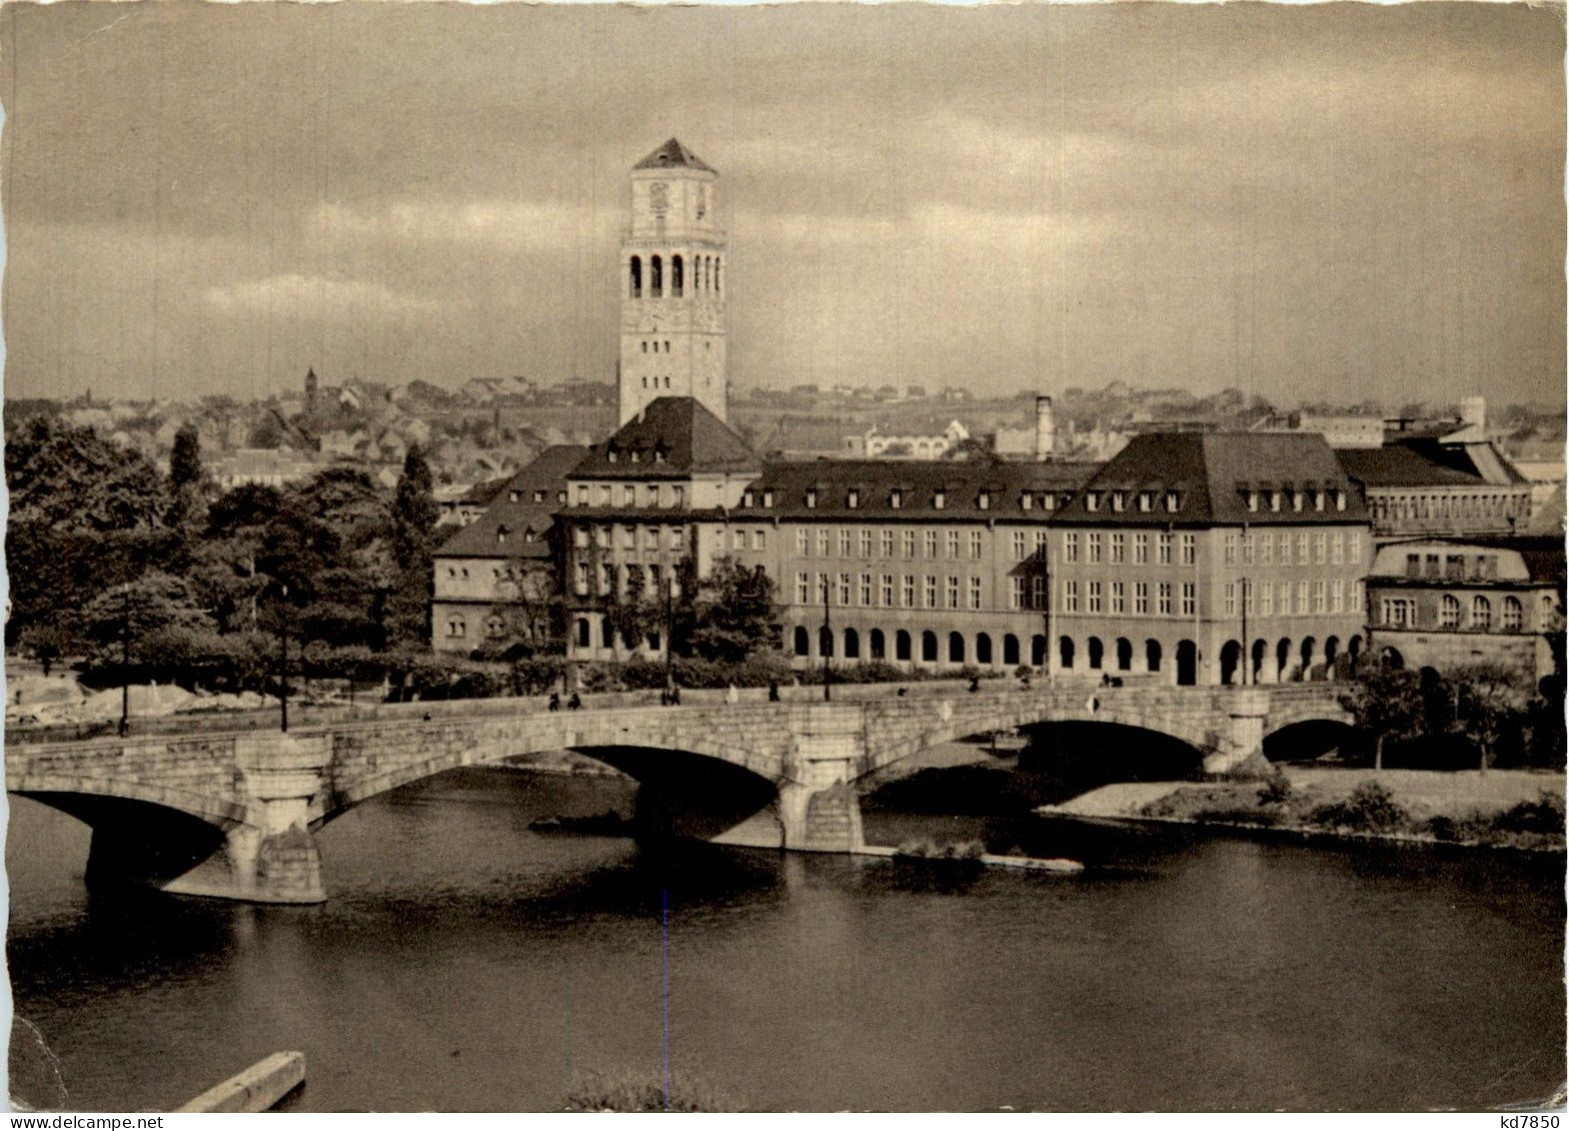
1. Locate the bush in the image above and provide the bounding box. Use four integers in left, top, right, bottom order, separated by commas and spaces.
895, 837, 986, 860
1310, 780, 1409, 833
509, 657, 566, 696
1492, 790, 1566, 836
562, 1070, 739, 1113
1257, 768, 1293, 807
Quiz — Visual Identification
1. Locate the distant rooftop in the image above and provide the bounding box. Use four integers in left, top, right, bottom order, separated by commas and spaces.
633, 138, 715, 174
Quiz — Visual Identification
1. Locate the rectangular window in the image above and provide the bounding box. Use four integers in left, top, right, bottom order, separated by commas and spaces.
1157, 582, 1173, 616
1180, 533, 1196, 566
1034, 531, 1047, 558
1013, 531, 1027, 561
970, 531, 983, 560
1010, 576, 1024, 610
645, 525, 660, 549
647, 485, 661, 507
839, 572, 852, 605
1064, 580, 1080, 613
947, 531, 961, 559
818, 529, 831, 557
1224, 582, 1237, 616
623, 485, 636, 507
1134, 533, 1149, 564
734, 529, 748, 551
947, 576, 960, 609
1297, 580, 1310, 613
882, 529, 895, 558
1313, 580, 1326, 613
1223, 532, 1237, 566
925, 531, 939, 559
1110, 581, 1125, 614
1065, 531, 1080, 563
1242, 532, 1255, 566
574, 527, 589, 548
1296, 532, 1309, 564
1314, 532, 1327, 565
797, 529, 810, 557
1331, 579, 1344, 613
1111, 533, 1126, 564
1261, 583, 1274, 616
1277, 532, 1290, 564
882, 574, 895, 607
903, 575, 916, 608
925, 576, 938, 609
1134, 582, 1149, 614
599, 485, 612, 506
1331, 532, 1344, 565
1348, 532, 1363, 563
621, 525, 636, 548
860, 529, 873, 558
1244, 580, 1255, 616
755, 529, 766, 552
1088, 533, 1103, 564
970, 576, 983, 610
1260, 535, 1273, 566
575, 562, 590, 595
1088, 581, 1103, 613
1279, 581, 1291, 615
1031, 576, 1046, 609
1180, 582, 1196, 617
861, 573, 873, 606
1158, 533, 1173, 565
839, 529, 853, 557
797, 572, 811, 603
818, 572, 829, 605
903, 530, 917, 559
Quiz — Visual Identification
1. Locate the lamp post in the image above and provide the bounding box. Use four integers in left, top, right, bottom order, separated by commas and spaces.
118, 585, 131, 738
277, 583, 290, 733
664, 573, 675, 694
1240, 574, 1251, 685
821, 573, 832, 702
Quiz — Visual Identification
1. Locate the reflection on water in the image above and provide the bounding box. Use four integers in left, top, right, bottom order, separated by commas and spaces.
7, 768, 1565, 1112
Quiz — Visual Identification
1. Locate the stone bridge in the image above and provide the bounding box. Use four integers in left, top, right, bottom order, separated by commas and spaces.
6, 682, 1352, 904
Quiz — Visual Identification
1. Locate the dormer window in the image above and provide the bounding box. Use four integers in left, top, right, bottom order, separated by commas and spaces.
606, 446, 618, 464
1043, 494, 1057, 511
743, 490, 755, 507
1111, 491, 1126, 513
1246, 491, 1259, 512
1313, 490, 1325, 512
763, 490, 775, 508
933, 490, 946, 510
847, 488, 860, 509
534, 490, 547, 503
509, 490, 520, 504
1292, 491, 1304, 512
1334, 490, 1347, 512
1086, 492, 1101, 512
1270, 491, 1282, 512
978, 491, 991, 511
524, 526, 536, 542
1021, 493, 1034, 511
1166, 491, 1181, 512
630, 450, 641, 464
805, 489, 818, 509
891, 489, 903, 509
654, 446, 667, 464
496, 525, 510, 545
1137, 492, 1153, 513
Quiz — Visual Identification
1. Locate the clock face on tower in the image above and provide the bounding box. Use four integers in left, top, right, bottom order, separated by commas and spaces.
649, 182, 669, 219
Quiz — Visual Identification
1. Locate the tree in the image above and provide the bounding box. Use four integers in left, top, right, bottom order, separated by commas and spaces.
387, 445, 439, 649
1339, 666, 1425, 770
80, 571, 223, 688
1448, 662, 1531, 772
688, 556, 780, 664
169, 423, 203, 490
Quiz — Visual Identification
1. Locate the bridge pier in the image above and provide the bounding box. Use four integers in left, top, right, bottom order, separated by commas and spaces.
162, 735, 329, 905
1203, 690, 1271, 776
778, 704, 868, 852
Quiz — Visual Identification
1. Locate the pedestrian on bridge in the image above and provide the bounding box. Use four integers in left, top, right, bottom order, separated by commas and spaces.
567, 692, 582, 711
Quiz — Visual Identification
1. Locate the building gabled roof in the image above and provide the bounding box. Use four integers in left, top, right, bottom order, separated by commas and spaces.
570, 397, 759, 480
436, 444, 587, 560
634, 138, 715, 174
1055, 432, 1369, 525
729, 458, 1098, 521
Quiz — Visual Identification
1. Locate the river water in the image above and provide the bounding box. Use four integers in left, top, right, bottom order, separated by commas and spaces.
6, 767, 1565, 1112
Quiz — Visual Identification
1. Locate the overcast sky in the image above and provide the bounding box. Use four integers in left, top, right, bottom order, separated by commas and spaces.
1, 1, 1563, 407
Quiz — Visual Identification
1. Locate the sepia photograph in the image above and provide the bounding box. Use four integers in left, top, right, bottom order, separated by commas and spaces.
1, 0, 1565, 1114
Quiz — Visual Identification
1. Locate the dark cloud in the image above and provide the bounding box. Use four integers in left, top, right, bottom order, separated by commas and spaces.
1, 0, 1562, 406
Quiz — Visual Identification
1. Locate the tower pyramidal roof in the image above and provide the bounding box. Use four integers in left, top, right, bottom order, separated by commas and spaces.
634, 137, 716, 174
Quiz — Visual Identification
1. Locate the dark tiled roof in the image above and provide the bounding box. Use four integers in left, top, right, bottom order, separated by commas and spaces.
1056, 432, 1369, 525
436, 444, 587, 559
570, 397, 759, 480
1338, 437, 1529, 488
634, 138, 715, 174
730, 458, 1098, 521
459, 477, 511, 506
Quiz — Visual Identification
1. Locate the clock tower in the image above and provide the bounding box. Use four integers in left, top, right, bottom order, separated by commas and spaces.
619, 138, 728, 425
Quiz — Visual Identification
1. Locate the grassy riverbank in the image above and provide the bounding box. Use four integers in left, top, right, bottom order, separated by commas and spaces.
1043, 768, 1566, 852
